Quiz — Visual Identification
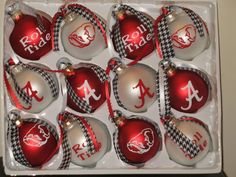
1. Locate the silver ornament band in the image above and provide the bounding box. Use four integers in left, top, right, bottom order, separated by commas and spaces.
111, 4, 154, 59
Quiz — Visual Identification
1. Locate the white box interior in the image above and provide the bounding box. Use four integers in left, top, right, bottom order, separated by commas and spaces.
1, 0, 222, 175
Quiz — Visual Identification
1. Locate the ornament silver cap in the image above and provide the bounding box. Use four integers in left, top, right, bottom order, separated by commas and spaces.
8, 110, 23, 127
109, 110, 126, 127
6, 2, 20, 16
64, 12, 77, 23
57, 58, 75, 76
57, 58, 72, 70
108, 58, 125, 74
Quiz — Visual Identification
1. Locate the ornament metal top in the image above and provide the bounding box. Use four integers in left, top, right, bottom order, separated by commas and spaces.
7, 2, 52, 61
52, 4, 107, 60
111, 4, 155, 61
155, 5, 210, 61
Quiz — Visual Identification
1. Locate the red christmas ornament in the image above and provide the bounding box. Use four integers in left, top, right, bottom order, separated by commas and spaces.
8, 111, 59, 168
112, 110, 162, 166
111, 4, 154, 61
8, 5, 52, 60
166, 64, 210, 113
58, 59, 109, 113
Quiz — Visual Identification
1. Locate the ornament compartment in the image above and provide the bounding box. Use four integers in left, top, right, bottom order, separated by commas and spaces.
2, 0, 222, 175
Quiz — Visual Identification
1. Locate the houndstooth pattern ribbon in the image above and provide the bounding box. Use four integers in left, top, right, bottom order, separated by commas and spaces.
90, 64, 109, 83
112, 75, 127, 110
57, 114, 72, 169
4, 63, 32, 107
157, 16, 175, 61
158, 60, 173, 116
156, 5, 205, 60
8, 113, 32, 168
65, 79, 93, 113
113, 131, 129, 164
181, 7, 205, 37
157, 60, 201, 158
161, 117, 200, 158
52, 4, 106, 51
111, 4, 153, 59
8, 113, 59, 168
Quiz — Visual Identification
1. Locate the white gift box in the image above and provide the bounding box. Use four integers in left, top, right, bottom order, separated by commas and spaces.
0, 0, 222, 175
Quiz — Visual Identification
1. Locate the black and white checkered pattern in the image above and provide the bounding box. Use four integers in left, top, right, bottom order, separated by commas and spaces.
24, 64, 59, 98
52, 12, 64, 51
57, 116, 71, 169
8, 116, 59, 167
112, 23, 127, 58
5, 64, 32, 107
52, 4, 106, 51
157, 16, 175, 60
68, 4, 106, 34
65, 79, 92, 113
113, 131, 129, 164
182, 7, 205, 37
58, 128, 71, 169
112, 75, 127, 110
161, 117, 200, 158
90, 65, 109, 83
8, 118, 32, 167
111, 4, 153, 59
76, 116, 96, 154
158, 60, 174, 116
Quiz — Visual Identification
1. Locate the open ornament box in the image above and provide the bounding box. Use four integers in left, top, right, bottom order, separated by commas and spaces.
0, 0, 222, 175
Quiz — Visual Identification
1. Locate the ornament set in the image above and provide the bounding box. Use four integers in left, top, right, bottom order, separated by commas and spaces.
2, 0, 221, 175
